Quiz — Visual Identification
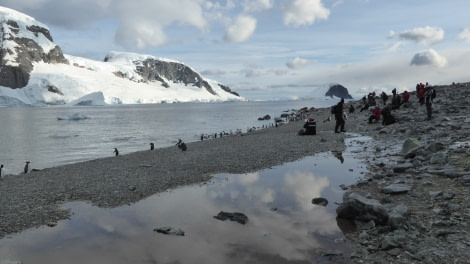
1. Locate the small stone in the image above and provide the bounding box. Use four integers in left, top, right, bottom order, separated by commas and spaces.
154, 226, 185, 236
382, 184, 411, 194
312, 197, 328, 206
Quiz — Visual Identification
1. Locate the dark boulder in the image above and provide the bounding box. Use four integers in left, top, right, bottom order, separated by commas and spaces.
325, 84, 353, 99
336, 191, 388, 225
312, 197, 328, 206
214, 211, 249, 225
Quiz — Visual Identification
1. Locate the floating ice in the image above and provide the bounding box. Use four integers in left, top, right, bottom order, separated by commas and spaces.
57, 113, 90, 121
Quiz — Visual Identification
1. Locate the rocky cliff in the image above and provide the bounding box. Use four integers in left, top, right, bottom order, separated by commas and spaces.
0, 9, 68, 88
0, 6, 243, 106
104, 54, 240, 97
325, 84, 353, 99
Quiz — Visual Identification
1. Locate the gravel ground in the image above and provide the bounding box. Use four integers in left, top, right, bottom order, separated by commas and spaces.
0, 103, 346, 238
2, 82, 470, 264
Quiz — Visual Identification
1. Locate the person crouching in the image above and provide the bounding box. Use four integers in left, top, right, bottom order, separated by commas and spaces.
368, 106, 381, 123
298, 117, 316, 135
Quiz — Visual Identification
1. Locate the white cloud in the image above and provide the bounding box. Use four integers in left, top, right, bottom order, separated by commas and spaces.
241, 65, 262, 78
331, 0, 344, 8
112, 1, 208, 49
458, 28, 470, 43
398, 26, 444, 46
386, 42, 403, 52
286, 57, 310, 69
200, 69, 226, 76
1, 0, 112, 29
115, 22, 168, 49
242, 0, 273, 12
410, 49, 447, 68
224, 15, 257, 43
282, 0, 330, 27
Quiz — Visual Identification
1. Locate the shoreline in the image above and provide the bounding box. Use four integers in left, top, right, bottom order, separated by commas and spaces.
0, 103, 346, 237
1, 82, 470, 262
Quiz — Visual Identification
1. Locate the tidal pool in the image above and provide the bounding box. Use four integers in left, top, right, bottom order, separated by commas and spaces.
0, 137, 372, 264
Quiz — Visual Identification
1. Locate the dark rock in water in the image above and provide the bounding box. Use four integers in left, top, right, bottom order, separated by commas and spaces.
325, 84, 353, 99
154, 226, 185, 236
312, 197, 328, 206
214, 211, 249, 225
258, 114, 271, 120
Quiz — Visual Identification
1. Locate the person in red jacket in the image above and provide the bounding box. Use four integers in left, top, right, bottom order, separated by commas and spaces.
401, 90, 410, 105
418, 83, 426, 105
368, 106, 381, 123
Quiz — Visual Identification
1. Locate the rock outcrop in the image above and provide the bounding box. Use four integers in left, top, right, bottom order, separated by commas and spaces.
109, 55, 239, 97
325, 84, 353, 99
0, 7, 243, 106
0, 9, 69, 88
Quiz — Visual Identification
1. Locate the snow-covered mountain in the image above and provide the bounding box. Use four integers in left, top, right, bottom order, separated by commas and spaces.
0, 6, 245, 107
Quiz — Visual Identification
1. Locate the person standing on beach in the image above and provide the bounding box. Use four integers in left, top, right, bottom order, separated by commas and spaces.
401, 90, 410, 105
424, 85, 435, 120
418, 83, 426, 105
334, 98, 346, 133
380, 92, 388, 106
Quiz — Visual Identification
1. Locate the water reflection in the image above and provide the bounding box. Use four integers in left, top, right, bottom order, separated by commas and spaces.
0, 140, 371, 264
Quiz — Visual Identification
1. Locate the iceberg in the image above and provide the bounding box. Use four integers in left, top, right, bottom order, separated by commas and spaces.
57, 113, 90, 121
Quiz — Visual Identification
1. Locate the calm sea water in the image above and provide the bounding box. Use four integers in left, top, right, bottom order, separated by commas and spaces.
0, 99, 336, 175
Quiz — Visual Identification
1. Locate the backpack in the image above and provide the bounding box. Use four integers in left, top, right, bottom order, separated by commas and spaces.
425, 88, 435, 99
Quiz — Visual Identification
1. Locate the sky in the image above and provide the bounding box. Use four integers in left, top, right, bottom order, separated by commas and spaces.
0, 0, 469, 100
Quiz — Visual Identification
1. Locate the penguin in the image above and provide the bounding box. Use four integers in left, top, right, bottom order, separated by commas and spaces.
150, 143, 154, 150
0, 164, 3, 179
180, 142, 187, 151
24, 161, 30, 174
113, 148, 119, 156
176, 139, 187, 151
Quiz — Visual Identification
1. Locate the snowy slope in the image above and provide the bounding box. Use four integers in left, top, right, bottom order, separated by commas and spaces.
33, 53, 245, 105
0, 6, 245, 107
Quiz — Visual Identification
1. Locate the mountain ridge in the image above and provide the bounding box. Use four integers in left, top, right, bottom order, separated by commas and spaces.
0, 6, 244, 107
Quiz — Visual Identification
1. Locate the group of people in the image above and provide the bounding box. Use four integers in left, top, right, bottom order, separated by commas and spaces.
298, 97, 346, 135
365, 82, 435, 124
299, 82, 436, 136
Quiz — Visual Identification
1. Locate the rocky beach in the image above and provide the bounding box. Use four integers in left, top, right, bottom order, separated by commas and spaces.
1, 82, 470, 263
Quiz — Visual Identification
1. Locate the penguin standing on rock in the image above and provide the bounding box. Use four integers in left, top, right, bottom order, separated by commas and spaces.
24, 161, 30, 174
150, 143, 154, 150
113, 148, 119, 156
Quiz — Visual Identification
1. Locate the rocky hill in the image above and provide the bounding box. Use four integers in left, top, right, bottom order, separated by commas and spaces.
325, 84, 353, 99
0, 6, 243, 106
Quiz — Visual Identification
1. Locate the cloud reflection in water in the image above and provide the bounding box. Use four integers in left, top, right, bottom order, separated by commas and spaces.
0, 149, 368, 264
